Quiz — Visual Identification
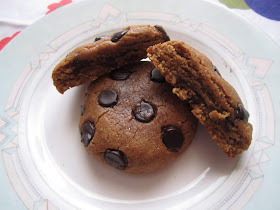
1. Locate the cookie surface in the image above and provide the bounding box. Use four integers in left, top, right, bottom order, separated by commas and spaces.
147, 40, 253, 157
52, 25, 170, 94
79, 61, 197, 174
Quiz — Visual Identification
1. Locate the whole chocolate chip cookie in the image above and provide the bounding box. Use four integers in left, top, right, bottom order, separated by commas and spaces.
147, 40, 253, 157
52, 25, 170, 94
79, 61, 197, 174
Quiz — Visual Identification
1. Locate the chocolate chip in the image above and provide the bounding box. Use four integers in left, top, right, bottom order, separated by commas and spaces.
110, 69, 130, 80
81, 121, 95, 147
132, 101, 155, 123
72, 58, 91, 75
98, 90, 118, 107
162, 126, 184, 152
188, 95, 200, 104
104, 149, 127, 170
95, 35, 109, 41
154, 25, 170, 41
150, 68, 165, 83
213, 65, 221, 76
235, 102, 250, 121
80, 104, 85, 116
111, 30, 128, 43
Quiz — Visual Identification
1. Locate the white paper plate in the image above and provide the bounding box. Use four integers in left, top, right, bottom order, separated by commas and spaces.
1, 0, 279, 209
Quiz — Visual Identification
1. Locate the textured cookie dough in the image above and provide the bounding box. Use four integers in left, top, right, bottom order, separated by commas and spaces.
147, 40, 253, 157
52, 25, 170, 94
79, 61, 198, 174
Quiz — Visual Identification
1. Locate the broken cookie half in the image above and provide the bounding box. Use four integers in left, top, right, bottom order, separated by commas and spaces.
52, 25, 170, 94
147, 40, 253, 157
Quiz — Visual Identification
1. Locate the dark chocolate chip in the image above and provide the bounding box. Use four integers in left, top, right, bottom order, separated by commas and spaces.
111, 30, 128, 43
225, 116, 235, 127
162, 126, 184, 152
154, 25, 170, 41
72, 58, 91, 75
95, 35, 109, 41
213, 65, 221, 76
104, 149, 127, 170
81, 121, 95, 147
132, 101, 155, 123
110, 69, 130, 80
235, 102, 250, 121
98, 90, 118, 107
80, 104, 85, 116
188, 95, 200, 104
150, 68, 165, 83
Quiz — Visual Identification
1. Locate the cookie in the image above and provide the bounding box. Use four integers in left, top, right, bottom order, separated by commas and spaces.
52, 25, 170, 94
147, 40, 253, 157
79, 61, 197, 174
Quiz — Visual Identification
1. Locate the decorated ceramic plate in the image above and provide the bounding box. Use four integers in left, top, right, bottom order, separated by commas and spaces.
1, 0, 279, 209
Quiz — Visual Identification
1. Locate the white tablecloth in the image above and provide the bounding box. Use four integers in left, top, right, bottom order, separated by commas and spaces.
1, 0, 279, 51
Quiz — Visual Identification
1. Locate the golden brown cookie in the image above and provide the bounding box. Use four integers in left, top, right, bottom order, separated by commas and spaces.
147, 40, 253, 157
52, 25, 170, 94
79, 61, 197, 174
